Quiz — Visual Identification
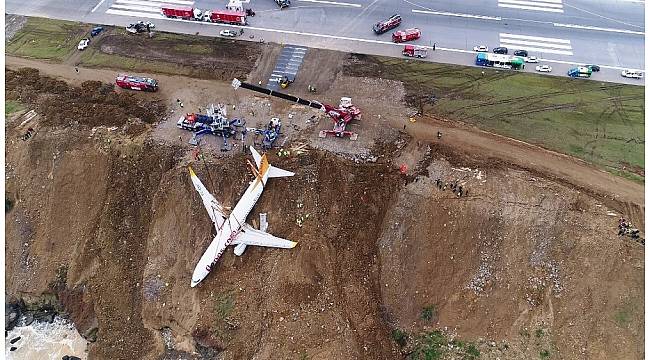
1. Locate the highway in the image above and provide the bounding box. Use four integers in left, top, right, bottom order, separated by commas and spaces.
5, 0, 646, 85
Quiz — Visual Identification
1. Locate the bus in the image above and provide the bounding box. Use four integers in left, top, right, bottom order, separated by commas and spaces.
475, 53, 524, 70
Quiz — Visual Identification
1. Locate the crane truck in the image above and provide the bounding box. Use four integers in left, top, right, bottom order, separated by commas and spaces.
231, 79, 360, 140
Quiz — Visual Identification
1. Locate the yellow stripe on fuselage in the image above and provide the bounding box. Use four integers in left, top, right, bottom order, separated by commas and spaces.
253, 154, 270, 189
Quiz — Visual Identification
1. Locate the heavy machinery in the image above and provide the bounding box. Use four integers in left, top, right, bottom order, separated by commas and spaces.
126, 21, 154, 34
279, 76, 293, 89
177, 104, 245, 148
232, 78, 360, 140
274, 0, 291, 8
248, 118, 282, 149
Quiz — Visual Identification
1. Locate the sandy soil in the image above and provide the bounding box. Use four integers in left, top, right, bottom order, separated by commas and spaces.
4, 46, 644, 360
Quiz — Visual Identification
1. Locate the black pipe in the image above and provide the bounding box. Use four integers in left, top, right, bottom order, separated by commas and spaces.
237, 81, 324, 110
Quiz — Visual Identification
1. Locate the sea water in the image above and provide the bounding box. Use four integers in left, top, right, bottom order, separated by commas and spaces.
5, 316, 88, 360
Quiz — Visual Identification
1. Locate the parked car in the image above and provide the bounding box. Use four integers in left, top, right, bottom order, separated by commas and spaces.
77, 38, 90, 50
535, 65, 552, 72
493, 47, 508, 54
513, 49, 528, 57
373, 14, 401, 34
621, 69, 643, 79
90, 26, 104, 37
473, 45, 489, 52
525, 56, 539, 63
586, 64, 600, 72
219, 29, 238, 37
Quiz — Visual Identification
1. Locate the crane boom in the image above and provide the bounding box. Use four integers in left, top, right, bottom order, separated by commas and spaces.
231, 78, 323, 110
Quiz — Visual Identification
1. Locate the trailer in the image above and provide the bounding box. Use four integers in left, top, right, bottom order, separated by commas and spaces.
161, 7, 247, 26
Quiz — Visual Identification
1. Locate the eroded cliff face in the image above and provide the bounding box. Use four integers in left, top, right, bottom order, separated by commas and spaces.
5, 68, 644, 360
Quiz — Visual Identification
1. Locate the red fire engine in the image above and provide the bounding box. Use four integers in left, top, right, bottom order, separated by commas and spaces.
392, 28, 421, 43
161, 7, 247, 26
402, 45, 428, 58
115, 75, 159, 92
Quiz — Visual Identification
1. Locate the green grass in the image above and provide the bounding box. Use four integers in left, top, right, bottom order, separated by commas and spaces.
5, 100, 24, 115
79, 48, 189, 76
540, 349, 551, 359
6, 17, 88, 61
214, 292, 235, 320
420, 305, 436, 322
408, 330, 480, 360
357, 57, 645, 183
391, 329, 408, 347
172, 43, 213, 55
614, 300, 636, 328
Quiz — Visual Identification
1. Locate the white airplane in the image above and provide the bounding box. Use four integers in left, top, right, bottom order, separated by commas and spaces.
189, 146, 297, 287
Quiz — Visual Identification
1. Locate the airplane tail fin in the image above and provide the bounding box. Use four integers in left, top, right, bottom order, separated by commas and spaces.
249, 146, 294, 178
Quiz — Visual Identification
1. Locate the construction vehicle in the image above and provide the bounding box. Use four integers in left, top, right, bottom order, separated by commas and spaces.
279, 76, 293, 89
177, 104, 245, 148
249, 118, 282, 149
373, 14, 401, 34
115, 74, 158, 92
402, 45, 427, 58
392, 28, 421, 43
161, 7, 247, 25
274, 0, 291, 8
126, 21, 154, 34
231, 78, 360, 140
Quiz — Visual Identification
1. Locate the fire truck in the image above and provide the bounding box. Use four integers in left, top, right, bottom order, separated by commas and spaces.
115, 75, 159, 92
402, 45, 427, 58
161, 7, 247, 26
392, 28, 421, 43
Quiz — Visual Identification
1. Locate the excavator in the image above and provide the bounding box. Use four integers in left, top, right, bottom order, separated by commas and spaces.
232, 78, 360, 140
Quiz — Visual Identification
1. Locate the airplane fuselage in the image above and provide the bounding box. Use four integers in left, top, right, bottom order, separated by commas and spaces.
191, 164, 269, 286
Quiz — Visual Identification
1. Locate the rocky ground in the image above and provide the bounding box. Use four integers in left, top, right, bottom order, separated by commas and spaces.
4, 26, 645, 360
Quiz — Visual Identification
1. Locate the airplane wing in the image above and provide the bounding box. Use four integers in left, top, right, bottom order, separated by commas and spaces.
232, 223, 297, 249
189, 167, 227, 228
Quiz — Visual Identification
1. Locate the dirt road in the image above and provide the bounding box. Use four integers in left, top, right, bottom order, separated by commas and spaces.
7, 55, 643, 217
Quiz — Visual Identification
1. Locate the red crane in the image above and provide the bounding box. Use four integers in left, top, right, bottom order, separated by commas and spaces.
231, 78, 360, 140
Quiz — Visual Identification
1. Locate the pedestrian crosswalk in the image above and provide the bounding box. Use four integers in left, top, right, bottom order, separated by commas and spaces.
499, 33, 573, 56
266, 45, 308, 91
106, 0, 193, 18
498, 0, 564, 13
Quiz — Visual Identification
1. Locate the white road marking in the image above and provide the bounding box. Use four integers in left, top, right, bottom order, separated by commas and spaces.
297, 0, 362, 7
412, 9, 501, 21
500, 33, 573, 55
111, 4, 161, 13
135, 0, 193, 4
553, 23, 645, 35
499, 39, 572, 49
500, 33, 571, 43
499, 0, 564, 13
91, 0, 107, 12
498, 3, 563, 12
500, 0, 563, 7
106, 9, 165, 17
114, 0, 165, 7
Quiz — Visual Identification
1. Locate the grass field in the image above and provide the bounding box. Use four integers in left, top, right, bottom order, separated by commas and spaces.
5, 100, 24, 115
368, 57, 645, 182
79, 48, 191, 76
6, 17, 88, 61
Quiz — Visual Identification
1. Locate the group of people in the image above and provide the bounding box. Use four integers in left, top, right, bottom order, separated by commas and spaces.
618, 217, 641, 240
435, 178, 467, 197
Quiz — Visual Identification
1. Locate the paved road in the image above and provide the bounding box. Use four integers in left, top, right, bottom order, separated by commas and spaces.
5, 0, 646, 85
